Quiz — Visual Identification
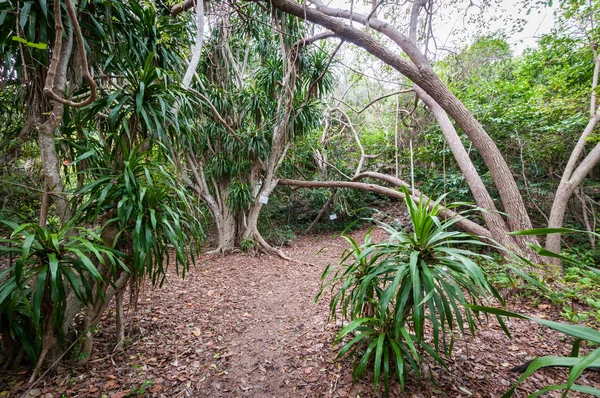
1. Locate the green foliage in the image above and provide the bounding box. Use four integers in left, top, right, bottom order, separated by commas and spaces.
226, 181, 253, 214
130, 379, 155, 395
559, 267, 600, 325
76, 137, 203, 285
473, 227, 600, 396
239, 237, 257, 254
0, 220, 123, 362
261, 225, 296, 247
469, 305, 600, 397
0, 0, 204, 368
318, 188, 503, 394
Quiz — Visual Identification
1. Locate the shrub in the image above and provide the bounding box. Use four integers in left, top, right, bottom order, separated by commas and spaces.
318, 188, 504, 395
0, 220, 122, 363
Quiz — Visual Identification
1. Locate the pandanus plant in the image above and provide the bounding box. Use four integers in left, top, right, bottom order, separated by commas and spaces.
318, 187, 506, 395
0, 220, 123, 377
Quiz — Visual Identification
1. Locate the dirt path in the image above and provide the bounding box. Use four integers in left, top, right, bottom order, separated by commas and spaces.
2, 229, 600, 397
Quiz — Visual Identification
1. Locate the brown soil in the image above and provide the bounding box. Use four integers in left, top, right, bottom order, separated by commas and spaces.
2, 228, 600, 398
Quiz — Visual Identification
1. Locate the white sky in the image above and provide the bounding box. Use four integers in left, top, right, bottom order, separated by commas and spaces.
326, 0, 558, 55
433, 0, 558, 54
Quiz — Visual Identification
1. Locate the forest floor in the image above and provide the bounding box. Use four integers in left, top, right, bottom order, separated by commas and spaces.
2, 227, 600, 398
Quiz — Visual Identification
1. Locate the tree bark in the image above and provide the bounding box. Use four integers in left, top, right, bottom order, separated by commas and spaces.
213, 197, 238, 252
114, 288, 125, 351
36, 19, 74, 226
415, 87, 528, 252
546, 149, 600, 252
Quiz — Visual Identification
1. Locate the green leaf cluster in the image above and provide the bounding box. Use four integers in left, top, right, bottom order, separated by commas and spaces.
318, 188, 503, 395
0, 220, 123, 362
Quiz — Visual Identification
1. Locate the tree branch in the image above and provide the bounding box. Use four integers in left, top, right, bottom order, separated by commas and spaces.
44, 0, 97, 108
171, 0, 196, 17
277, 177, 491, 239
333, 89, 414, 115
187, 87, 243, 143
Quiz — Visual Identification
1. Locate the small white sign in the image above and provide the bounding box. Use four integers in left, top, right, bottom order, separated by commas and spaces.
258, 195, 269, 204
329, 213, 337, 220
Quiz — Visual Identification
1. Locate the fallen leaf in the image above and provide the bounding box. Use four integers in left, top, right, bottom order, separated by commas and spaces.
104, 380, 120, 390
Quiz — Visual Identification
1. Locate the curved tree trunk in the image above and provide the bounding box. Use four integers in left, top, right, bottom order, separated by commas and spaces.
278, 178, 493, 240
265, 0, 535, 234
546, 140, 600, 254
546, 45, 600, 256
414, 87, 534, 254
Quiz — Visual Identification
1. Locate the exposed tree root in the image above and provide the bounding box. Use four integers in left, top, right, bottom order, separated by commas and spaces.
114, 289, 125, 351
29, 320, 57, 383
253, 231, 316, 266
206, 245, 240, 256
29, 347, 48, 384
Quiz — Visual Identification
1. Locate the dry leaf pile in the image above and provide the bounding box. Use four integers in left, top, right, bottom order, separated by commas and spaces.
2, 229, 599, 397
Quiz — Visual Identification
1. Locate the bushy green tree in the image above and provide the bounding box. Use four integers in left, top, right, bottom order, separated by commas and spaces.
0, 0, 203, 377
183, 4, 335, 253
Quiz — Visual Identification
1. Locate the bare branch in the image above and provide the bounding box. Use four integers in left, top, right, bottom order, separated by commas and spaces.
292, 31, 337, 49
333, 89, 414, 115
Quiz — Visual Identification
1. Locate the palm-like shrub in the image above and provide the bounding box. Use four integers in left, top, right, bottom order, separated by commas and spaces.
76, 137, 204, 286
319, 188, 504, 394
0, 221, 122, 362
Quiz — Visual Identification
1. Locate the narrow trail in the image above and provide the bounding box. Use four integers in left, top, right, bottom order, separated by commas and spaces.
3, 229, 600, 397
217, 245, 334, 397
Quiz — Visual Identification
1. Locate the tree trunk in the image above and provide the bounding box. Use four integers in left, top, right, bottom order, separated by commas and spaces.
546, 182, 577, 255
216, 203, 239, 252
278, 178, 492, 239
243, 201, 263, 241
415, 87, 530, 253
546, 140, 600, 255
114, 288, 125, 351
36, 22, 74, 227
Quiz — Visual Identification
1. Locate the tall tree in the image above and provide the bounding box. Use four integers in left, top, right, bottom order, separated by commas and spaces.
180, 3, 335, 256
